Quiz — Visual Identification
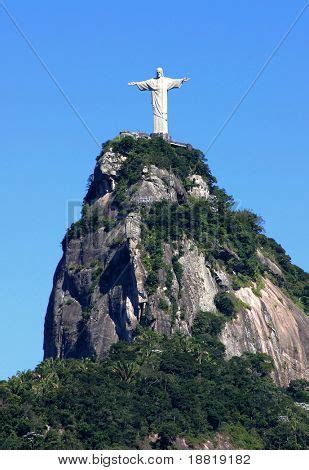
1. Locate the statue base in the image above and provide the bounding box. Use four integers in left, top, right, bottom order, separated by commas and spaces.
150, 133, 171, 141
119, 131, 192, 150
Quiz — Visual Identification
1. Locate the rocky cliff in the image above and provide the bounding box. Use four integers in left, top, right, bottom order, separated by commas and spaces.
44, 134, 309, 386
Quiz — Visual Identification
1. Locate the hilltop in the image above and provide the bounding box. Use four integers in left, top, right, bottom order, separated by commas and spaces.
1, 134, 308, 450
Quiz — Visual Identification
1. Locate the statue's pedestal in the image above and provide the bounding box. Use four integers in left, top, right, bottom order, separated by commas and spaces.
150, 132, 170, 141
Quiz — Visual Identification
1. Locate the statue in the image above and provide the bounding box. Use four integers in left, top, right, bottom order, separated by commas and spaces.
128, 67, 190, 139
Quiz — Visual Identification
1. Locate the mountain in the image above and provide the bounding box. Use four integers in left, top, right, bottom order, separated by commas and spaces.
44, 133, 308, 386
1, 134, 308, 450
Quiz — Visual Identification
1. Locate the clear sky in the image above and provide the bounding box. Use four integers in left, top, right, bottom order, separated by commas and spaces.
0, 0, 308, 379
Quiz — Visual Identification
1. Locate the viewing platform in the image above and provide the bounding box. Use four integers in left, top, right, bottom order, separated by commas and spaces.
119, 130, 192, 150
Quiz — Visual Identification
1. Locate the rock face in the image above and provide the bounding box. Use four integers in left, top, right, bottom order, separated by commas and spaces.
221, 278, 309, 386
44, 136, 308, 386
188, 174, 210, 199
130, 165, 185, 204
179, 241, 217, 320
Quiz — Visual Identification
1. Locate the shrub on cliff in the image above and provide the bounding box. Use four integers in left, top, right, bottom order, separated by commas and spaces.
214, 292, 236, 317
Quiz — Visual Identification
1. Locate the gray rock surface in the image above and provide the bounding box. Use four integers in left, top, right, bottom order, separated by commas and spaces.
130, 165, 185, 204
178, 240, 217, 324
188, 174, 209, 199
256, 249, 284, 278
220, 278, 309, 386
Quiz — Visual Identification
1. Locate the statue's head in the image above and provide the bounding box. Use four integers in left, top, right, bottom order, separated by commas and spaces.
156, 67, 164, 78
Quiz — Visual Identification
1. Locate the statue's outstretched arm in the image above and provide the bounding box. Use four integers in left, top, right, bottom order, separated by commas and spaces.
167, 77, 190, 90
128, 80, 153, 91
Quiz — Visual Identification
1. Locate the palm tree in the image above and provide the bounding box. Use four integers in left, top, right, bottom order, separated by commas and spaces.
111, 361, 140, 384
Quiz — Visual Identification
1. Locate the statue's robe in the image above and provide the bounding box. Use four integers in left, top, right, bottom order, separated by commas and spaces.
136, 77, 184, 135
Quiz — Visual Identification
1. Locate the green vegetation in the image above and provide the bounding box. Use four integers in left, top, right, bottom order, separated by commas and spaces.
141, 224, 164, 295
68, 263, 84, 273
158, 298, 170, 312
90, 263, 103, 293
251, 276, 265, 297
81, 306, 92, 322
0, 315, 307, 450
144, 271, 160, 295
67, 205, 114, 241
214, 292, 237, 317
214, 292, 250, 318
221, 424, 263, 450
165, 267, 173, 291
171, 255, 183, 287
287, 379, 309, 403
258, 236, 309, 313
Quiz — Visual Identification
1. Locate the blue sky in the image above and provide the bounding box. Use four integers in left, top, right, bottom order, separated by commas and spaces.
0, 0, 308, 379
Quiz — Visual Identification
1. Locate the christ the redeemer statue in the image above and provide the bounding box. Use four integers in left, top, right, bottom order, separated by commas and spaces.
128, 67, 190, 138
